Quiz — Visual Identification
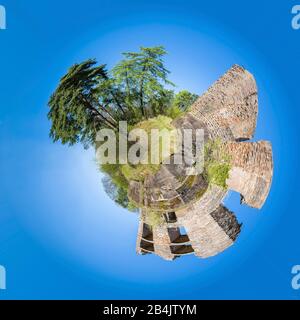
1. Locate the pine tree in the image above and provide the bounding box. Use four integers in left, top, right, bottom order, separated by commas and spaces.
112, 46, 175, 120
48, 59, 119, 148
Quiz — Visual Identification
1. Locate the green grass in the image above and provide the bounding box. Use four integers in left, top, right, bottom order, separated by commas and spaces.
121, 115, 178, 182
121, 163, 160, 182
145, 211, 164, 228
203, 139, 231, 189
98, 115, 180, 209
98, 117, 232, 211
205, 162, 231, 188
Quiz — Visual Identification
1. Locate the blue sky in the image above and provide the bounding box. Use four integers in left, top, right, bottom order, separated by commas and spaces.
0, 0, 299, 299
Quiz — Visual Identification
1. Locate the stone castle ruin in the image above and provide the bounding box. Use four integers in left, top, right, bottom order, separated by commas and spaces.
133, 65, 273, 260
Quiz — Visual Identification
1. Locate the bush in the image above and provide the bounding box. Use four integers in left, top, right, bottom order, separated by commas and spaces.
145, 211, 164, 228
203, 139, 231, 189
205, 163, 231, 188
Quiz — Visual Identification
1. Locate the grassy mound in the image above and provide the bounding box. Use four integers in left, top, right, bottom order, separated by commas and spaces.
120, 115, 178, 182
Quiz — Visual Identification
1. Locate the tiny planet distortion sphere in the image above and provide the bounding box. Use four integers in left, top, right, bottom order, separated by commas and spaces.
131, 65, 273, 260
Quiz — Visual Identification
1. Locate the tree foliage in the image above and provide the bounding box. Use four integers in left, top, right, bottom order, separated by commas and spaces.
48, 60, 119, 148
48, 46, 199, 210
173, 90, 198, 112
203, 139, 231, 189
48, 46, 198, 148
112, 46, 175, 120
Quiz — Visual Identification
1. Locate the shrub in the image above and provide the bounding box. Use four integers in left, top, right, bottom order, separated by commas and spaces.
145, 211, 164, 228
203, 139, 231, 189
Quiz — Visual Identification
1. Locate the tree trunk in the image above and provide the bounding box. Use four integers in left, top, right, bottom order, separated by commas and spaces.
139, 65, 146, 118
80, 95, 118, 130
110, 91, 126, 115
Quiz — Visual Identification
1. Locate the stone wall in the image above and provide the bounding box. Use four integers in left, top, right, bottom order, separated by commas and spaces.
189, 64, 258, 141
136, 198, 240, 260
225, 141, 273, 208
134, 65, 273, 261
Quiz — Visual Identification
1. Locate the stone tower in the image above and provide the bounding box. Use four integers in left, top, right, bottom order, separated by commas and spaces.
133, 65, 273, 260
136, 203, 241, 260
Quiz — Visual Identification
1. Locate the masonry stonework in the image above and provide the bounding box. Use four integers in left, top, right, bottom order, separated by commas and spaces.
135, 65, 273, 260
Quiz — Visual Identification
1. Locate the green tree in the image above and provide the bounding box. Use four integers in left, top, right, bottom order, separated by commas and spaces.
102, 174, 138, 212
173, 90, 198, 112
112, 46, 175, 120
48, 59, 122, 148
48, 47, 180, 149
